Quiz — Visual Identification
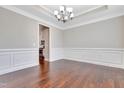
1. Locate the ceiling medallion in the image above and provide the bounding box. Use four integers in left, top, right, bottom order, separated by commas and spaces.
54, 5, 74, 23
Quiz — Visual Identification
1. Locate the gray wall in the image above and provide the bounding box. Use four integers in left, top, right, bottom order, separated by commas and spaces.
0, 7, 64, 63
50, 27, 64, 48
0, 7, 63, 49
0, 6, 124, 50
0, 7, 39, 49
64, 16, 124, 48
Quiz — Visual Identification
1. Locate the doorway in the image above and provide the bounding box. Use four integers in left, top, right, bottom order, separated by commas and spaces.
39, 24, 50, 63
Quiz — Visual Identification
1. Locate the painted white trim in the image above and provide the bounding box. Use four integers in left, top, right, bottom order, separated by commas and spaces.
0, 48, 39, 75
0, 48, 39, 52
49, 48, 64, 62
39, 5, 53, 16
0, 48, 124, 75
75, 5, 108, 17
64, 48, 124, 69
64, 48, 124, 51
63, 13, 124, 30
0, 62, 38, 75
0, 5, 63, 30
1, 5, 124, 30
65, 58, 124, 69
39, 5, 106, 18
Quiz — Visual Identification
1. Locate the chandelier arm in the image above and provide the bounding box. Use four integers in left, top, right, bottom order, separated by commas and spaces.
54, 5, 74, 23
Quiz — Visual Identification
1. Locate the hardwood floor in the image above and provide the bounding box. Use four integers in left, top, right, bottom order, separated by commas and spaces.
0, 59, 124, 88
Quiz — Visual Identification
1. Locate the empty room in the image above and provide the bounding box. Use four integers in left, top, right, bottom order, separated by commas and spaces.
0, 4, 124, 88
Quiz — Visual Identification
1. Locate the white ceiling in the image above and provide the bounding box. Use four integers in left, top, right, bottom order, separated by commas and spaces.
43, 5, 99, 16
1, 5, 124, 30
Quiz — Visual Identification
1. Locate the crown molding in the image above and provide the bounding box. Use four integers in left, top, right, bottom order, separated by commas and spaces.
39, 5, 106, 18
62, 12, 124, 30
37, 5, 124, 30
1, 5, 124, 30
39, 5, 53, 15
0, 5, 63, 30
75, 5, 108, 17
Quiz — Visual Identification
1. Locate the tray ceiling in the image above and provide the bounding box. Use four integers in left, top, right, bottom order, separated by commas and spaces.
1, 5, 124, 30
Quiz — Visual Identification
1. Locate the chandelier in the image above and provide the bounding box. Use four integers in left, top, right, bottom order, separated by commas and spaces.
54, 6, 74, 23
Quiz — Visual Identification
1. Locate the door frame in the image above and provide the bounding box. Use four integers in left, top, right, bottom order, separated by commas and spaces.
39, 24, 50, 62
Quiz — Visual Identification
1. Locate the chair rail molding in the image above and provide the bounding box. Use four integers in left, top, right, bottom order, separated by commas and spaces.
0, 48, 39, 75
64, 48, 124, 69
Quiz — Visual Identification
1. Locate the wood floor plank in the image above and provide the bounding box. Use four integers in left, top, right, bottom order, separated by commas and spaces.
0, 59, 124, 88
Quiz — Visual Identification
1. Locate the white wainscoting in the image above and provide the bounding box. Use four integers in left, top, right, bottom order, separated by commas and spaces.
0, 48, 39, 75
49, 48, 64, 62
1, 48, 124, 75
64, 48, 124, 69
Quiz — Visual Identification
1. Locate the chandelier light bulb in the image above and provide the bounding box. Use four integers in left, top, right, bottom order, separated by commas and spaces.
54, 5, 74, 23
70, 13, 74, 18
67, 7, 73, 13
54, 10, 58, 15
64, 16, 68, 20
57, 15, 61, 19
60, 6, 65, 12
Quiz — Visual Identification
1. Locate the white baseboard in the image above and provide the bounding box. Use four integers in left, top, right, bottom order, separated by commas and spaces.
65, 58, 124, 69
64, 48, 124, 69
1, 48, 124, 75
0, 48, 39, 75
49, 48, 64, 62
0, 62, 38, 75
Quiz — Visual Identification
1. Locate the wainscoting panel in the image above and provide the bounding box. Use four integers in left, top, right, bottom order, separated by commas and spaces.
0, 53, 11, 70
13, 51, 38, 66
64, 48, 124, 68
100, 51, 122, 64
50, 48, 64, 62
0, 49, 39, 75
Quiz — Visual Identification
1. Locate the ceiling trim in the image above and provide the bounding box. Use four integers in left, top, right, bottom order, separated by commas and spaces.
39, 5, 53, 15
0, 5, 63, 30
63, 12, 124, 30
1, 5, 124, 30
75, 5, 108, 17
39, 5, 107, 18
